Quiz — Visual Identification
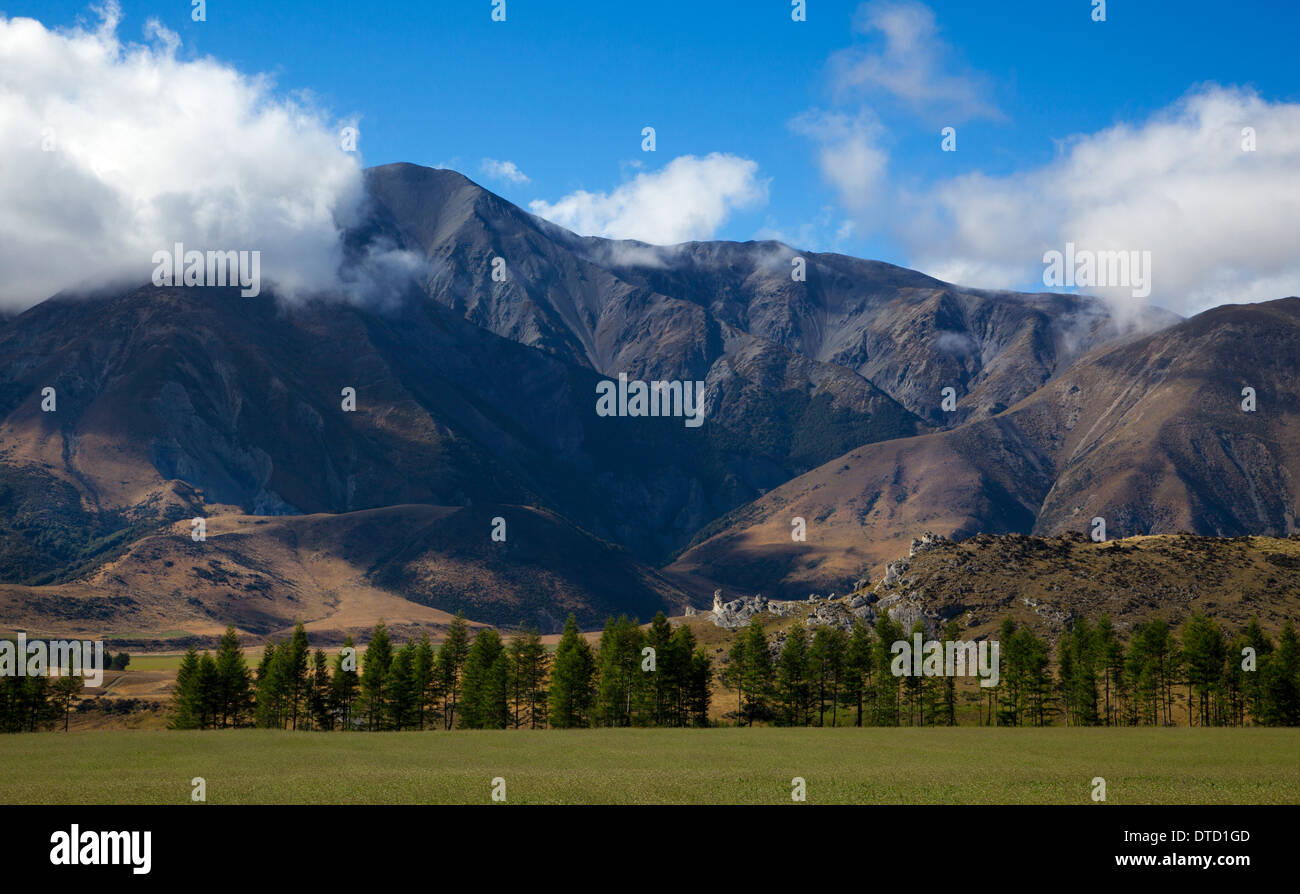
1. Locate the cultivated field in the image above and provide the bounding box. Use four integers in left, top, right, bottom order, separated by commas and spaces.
1, 728, 1297, 805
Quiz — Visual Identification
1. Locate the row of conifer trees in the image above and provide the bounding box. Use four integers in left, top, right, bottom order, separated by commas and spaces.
170, 613, 713, 730
718, 612, 1300, 728
170, 609, 1300, 730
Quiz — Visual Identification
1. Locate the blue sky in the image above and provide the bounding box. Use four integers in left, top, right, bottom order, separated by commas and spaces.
5, 0, 1300, 311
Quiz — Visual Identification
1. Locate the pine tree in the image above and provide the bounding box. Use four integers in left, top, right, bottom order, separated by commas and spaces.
738, 620, 774, 725
330, 636, 361, 729
1260, 620, 1300, 725
1222, 633, 1249, 727
873, 613, 904, 726
214, 626, 253, 729
595, 616, 645, 727
308, 649, 332, 731
413, 633, 438, 730
507, 627, 547, 729
777, 626, 810, 726
254, 640, 288, 729
549, 614, 595, 728
171, 646, 202, 730
438, 613, 471, 730
1243, 616, 1273, 724
387, 641, 418, 731
51, 674, 83, 732
285, 621, 311, 730
939, 618, 961, 726
687, 647, 713, 727
721, 631, 748, 725
18, 676, 56, 732
362, 621, 393, 731
645, 612, 675, 725
460, 628, 509, 729
666, 624, 698, 727
1070, 618, 1100, 726
809, 626, 847, 727
842, 621, 873, 727
1182, 613, 1226, 727
196, 654, 221, 729
1096, 614, 1123, 726
902, 621, 925, 725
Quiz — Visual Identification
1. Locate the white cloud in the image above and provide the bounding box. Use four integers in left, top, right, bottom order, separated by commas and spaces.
480, 158, 530, 184
789, 109, 889, 214
0, 4, 368, 309
830, 0, 1001, 122
528, 153, 768, 245
901, 86, 1300, 316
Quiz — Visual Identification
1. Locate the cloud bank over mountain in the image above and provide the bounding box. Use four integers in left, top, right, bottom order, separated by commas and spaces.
796, 2, 1300, 318
0, 3, 365, 310
902, 86, 1300, 317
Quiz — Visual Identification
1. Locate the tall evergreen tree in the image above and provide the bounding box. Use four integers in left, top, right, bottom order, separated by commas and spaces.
308, 649, 333, 731
738, 620, 774, 725
507, 627, 548, 729
842, 621, 874, 727
687, 646, 713, 727
873, 613, 904, 726
413, 633, 438, 731
214, 626, 253, 729
460, 628, 509, 729
1261, 620, 1300, 726
809, 626, 847, 727
50, 674, 83, 732
596, 616, 645, 727
666, 624, 699, 727
1096, 614, 1123, 726
362, 621, 393, 731
254, 640, 288, 729
171, 646, 202, 730
1243, 616, 1274, 724
438, 613, 472, 730
939, 618, 961, 726
645, 613, 675, 726
776, 626, 811, 726
330, 636, 361, 729
196, 654, 221, 729
285, 621, 311, 730
1182, 613, 1226, 727
387, 641, 418, 731
549, 615, 596, 728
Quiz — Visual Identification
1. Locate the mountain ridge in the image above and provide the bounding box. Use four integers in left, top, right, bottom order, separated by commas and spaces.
4, 161, 1291, 640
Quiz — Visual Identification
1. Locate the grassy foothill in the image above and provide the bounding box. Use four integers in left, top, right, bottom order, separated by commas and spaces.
1, 727, 1297, 805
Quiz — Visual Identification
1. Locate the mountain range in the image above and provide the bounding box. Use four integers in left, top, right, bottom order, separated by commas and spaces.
0, 162, 1294, 642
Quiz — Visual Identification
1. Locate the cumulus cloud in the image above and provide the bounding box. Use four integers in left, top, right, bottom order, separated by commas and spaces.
0, 4, 370, 309
900, 86, 1300, 316
528, 153, 768, 245
830, 0, 1001, 122
480, 158, 530, 184
789, 109, 889, 214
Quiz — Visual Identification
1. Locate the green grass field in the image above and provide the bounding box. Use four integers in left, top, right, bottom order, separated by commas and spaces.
2, 728, 1297, 804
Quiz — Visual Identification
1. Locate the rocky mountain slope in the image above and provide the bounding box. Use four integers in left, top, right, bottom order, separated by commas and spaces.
5, 163, 1294, 642
672, 299, 1300, 599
